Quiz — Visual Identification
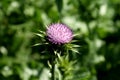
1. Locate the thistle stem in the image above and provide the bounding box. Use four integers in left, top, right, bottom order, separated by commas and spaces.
51, 53, 55, 80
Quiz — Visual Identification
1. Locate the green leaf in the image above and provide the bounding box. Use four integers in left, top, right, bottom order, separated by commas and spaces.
55, 0, 63, 13
35, 33, 44, 37
32, 43, 48, 47
47, 61, 52, 69
38, 30, 46, 35
71, 48, 79, 54
32, 43, 43, 46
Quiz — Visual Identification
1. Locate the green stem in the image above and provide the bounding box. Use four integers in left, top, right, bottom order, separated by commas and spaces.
51, 53, 55, 80
62, 74, 65, 80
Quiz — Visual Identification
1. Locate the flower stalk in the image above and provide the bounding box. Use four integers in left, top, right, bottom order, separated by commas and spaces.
51, 51, 56, 80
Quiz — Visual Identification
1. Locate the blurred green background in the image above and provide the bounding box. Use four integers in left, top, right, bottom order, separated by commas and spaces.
0, 0, 120, 80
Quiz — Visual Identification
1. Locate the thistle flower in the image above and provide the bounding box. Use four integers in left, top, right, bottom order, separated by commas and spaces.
46, 23, 73, 45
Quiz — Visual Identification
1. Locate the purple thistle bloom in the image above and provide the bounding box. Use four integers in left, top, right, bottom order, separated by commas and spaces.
46, 23, 73, 45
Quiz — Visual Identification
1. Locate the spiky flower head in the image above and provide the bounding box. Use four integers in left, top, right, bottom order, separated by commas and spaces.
46, 23, 73, 45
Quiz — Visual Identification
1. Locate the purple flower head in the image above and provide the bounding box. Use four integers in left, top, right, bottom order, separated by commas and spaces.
46, 23, 73, 45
